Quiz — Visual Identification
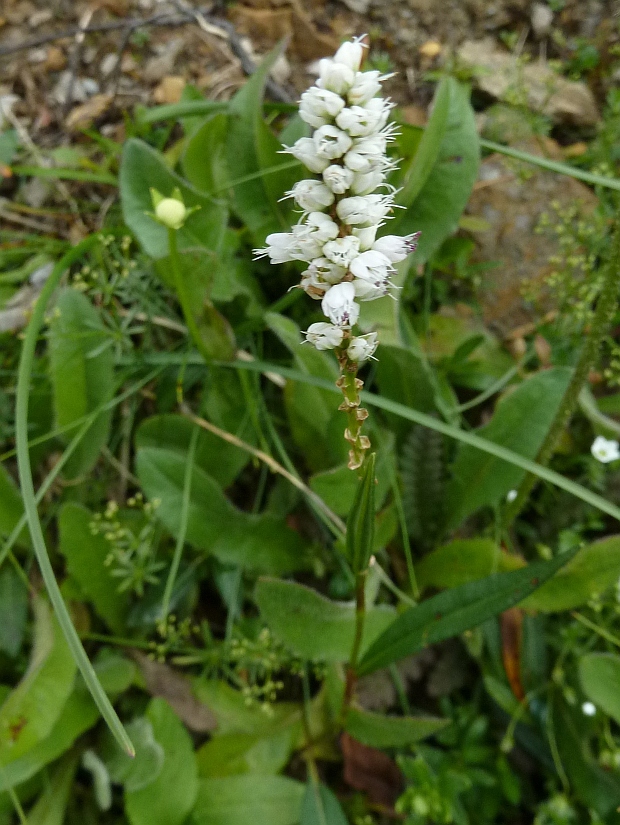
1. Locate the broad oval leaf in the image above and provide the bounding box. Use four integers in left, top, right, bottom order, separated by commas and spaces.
300, 780, 348, 825
125, 698, 198, 825
0, 598, 76, 766
191, 775, 305, 825
255, 579, 396, 662
416, 539, 522, 592
579, 653, 620, 725
58, 503, 128, 633
357, 549, 577, 676
136, 446, 308, 574
120, 138, 228, 260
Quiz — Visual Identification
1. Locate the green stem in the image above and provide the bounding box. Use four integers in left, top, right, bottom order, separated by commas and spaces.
336, 352, 370, 471
168, 228, 210, 363
504, 220, 620, 526
344, 571, 367, 711
15, 235, 135, 756
160, 424, 198, 620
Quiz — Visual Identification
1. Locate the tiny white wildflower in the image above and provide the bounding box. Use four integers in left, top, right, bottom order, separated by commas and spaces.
304, 322, 345, 350
321, 282, 360, 327
591, 435, 620, 463
582, 702, 596, 716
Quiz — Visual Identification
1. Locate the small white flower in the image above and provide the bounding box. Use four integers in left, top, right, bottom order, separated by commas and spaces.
591, 436, 620, 463
352, 279, 389, 301
337, 194, 392, 227
347, 333, 379, 362
344, 135, 389, 173
372, 232, 421, 262
333, 38, 366, 72
299, 87, 345, 128
352, 225, 380, 249
322, 282, 360, 327
336, 103, 389, 137
293, 212, 339, 260
305, 256, 347, 285
322, 235, 361, 267
300, 268, 328, 300
317, 58, 356, 96
314, 125, 353, 160
350, 169, 386, 195
305, 322, 345, 350
255, 232, 300, 264
582, 702, 596, 716
289, 179, 335, 212
323, 164, 354, 194
350, 249, 392, 286
285, 137, 330, 173
506, 489, 518, 503
348, 70, 393, 106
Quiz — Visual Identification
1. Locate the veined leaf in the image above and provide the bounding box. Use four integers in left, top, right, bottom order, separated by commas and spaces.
345, 708, 449, 748
357, 549, 577, 676
255, 578, 396, 662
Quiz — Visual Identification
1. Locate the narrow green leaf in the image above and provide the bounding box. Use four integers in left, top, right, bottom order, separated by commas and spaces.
445, 367, 573, 527
345, 708, 449, 748
26, 754, 79, 825
397, 77, 450, 206
48, 288, 114, 478
0, 568, 28, 657
0, 464, 29, 548
393, 77, 480, 263
346, 453, 377, 574
579, 654, 620, 724
357, 549, 577, 676
227, 42, 289, 238
255, 578, 396, 662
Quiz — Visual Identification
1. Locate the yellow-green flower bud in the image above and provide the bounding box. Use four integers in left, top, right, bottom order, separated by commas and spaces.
155, 197, 189, 230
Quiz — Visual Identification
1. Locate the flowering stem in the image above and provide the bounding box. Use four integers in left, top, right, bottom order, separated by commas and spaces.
168, 228, 211, 363
344, 570, 367, 710
336, 349, 370, 471
504, 219, 620, 527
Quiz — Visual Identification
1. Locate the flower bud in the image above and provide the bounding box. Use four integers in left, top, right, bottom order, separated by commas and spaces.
336, 103, 388, 137
290, 179, 335, 212
337, 194, 391, 227
347, 333, 379, 362
372, 232, 421, 262
334, 39, 365, 72
285, 137, 330, 173
305, 322, 345, 350
314, 125, 353, 160
299, 87, 345, 128
149, 187, 198, 230
350, 249, 392, 285
321, 282, 360, 327
322, 235, 361, 268
348, 70, 391, 106
317, 58, 355, 96
323, 164, 354, 195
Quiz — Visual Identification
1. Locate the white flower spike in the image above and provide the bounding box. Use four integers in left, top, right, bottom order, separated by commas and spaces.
254, 36, 421, 468
591, 436, 620, 463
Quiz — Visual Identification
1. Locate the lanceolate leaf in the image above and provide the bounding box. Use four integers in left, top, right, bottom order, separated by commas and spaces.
345, 708, 449, 748
445, 367, 573, 528
48, 288, 114, 478
300, 780, 349, 825
392, 77, 480, 264
357, 549, 578, 676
